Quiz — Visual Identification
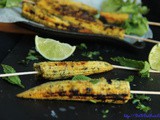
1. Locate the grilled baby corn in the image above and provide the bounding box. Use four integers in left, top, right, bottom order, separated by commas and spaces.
17, 78, 130, 104
101, 12, 129, 24
34, 61, 113, 80
22, 0, 125, 39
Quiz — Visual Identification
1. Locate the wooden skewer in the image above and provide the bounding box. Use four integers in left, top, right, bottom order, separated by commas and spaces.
148, 22, 160, 27
112, 65, 160, 73
125, 35, 160, 44
131, 90, 160, 95
0, 65, 159, 78
0, 71, 38, 77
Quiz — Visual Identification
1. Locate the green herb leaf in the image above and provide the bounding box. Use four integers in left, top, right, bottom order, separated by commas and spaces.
135, 94, 151, 101
136, 103, 151, 113
1, 64, 24, 88
101, 0, 149, 15
111, 57, 150, 78
123, 14, 149, 36
19, 50, 39, 65
0, 0, 22, 8
132, 94, 151, 113
124, 75, 134, 82
72, 75, 100, 84
89, 79, 99, 84
72, 75, 91, 81
102, 109, 109, 118
82, 51, 100, 59
77, 43, 87, 50
0, 0, 6, 8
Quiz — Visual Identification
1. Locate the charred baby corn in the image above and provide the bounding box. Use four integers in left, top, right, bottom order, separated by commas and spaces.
34, 61, 113, 80
17, 78, 130, 104
101, 12, 129, 24
22, 0, 125, 38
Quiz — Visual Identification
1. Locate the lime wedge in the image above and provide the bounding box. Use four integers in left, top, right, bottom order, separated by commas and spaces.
35, 36, 76, 61
148, 44, 160, 71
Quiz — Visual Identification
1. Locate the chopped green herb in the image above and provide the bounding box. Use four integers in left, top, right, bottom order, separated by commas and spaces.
102, 109, 109, 118
136, 103, 151, 113
1, 64, 24, 88
132, 94, 151, 113
135, 94, 151, 101
19, 50, 39, 65
124, 75, 134, 82
72, 75, 91, 81
111, 57, 150, 78
72, 75, 100, 84
77, 43, 87, 50
82, 51, 100, 59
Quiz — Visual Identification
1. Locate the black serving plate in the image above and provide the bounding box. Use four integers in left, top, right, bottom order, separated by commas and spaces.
16, 21, 145, 50
0, 36, 159, 120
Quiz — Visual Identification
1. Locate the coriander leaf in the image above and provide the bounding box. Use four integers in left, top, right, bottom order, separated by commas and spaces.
101, 0, 149, 15
82, 51, 100, 59
123, 14, 149, 36
124, 75, 134, 82
111, 57, 150, 78
1, 64, 24, 88
72, 75, 91, 81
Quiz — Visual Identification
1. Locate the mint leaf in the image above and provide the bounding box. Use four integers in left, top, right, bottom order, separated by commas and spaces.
111, 57, 150, 78
136, 103, 151, 113
1, 64, 24, 88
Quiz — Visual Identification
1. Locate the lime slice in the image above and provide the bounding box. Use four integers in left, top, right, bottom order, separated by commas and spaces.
148, 44, 160, 71
35, 36, 76, 61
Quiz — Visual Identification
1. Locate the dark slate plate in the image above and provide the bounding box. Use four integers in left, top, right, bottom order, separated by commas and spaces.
0, 36, 159, 120
16, 22, 145, 50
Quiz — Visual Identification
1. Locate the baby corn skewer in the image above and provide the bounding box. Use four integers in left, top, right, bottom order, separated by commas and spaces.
22, 0, 160, 44
0, 61, 160, 79
16, 78, 160, 104
101, 12, 160, 27
16, 78, 131, 104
